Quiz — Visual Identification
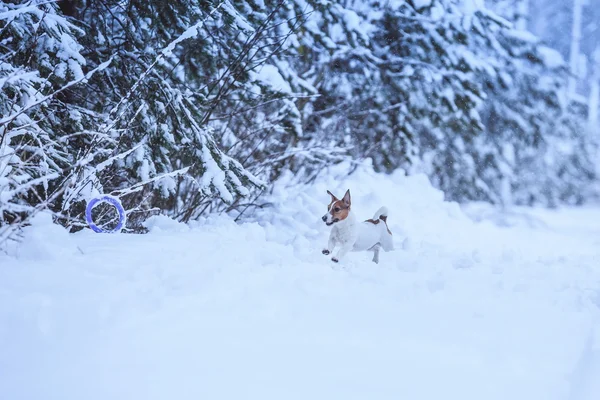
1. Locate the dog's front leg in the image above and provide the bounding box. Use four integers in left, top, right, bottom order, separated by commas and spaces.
332, 242, 352, 263
322, 234, 335, 256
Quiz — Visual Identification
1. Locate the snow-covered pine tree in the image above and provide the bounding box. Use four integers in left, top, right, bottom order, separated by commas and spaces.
201, 0, 368, 189
479, 30, 569, 205
483, 0, 597, 206
361, 0, 509, 201
0, 0, 103, 245
267, 0, 378, 178
182, 0, 311, 190
271, 0, 509, 202
3, 0, 598, 244
58, 0, 270, 224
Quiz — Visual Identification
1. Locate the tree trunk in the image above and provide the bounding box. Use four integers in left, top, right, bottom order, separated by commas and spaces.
588, 48, 600, 134
568, 0, 585, 96
516, 0, 529, 31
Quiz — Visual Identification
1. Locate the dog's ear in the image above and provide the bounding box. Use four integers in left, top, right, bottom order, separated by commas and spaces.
342, 189, 351, 207
327, 190, 338, 201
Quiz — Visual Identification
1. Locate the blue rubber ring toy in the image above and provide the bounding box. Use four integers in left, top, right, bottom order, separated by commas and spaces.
85, 195, 126, 233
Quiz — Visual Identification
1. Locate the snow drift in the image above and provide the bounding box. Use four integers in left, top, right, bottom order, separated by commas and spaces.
1, 161, 600, 400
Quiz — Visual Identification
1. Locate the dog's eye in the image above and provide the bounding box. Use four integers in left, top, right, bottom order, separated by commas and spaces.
334, 207, 340, 212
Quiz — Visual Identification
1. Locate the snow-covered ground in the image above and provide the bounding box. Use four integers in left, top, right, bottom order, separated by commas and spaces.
1, 162, 599, 400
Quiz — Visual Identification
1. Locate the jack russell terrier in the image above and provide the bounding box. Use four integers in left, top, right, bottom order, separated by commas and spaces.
321, 189, 394, 263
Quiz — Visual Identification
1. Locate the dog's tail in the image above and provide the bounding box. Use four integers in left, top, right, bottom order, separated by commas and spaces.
374, 206, 393, 251
373, 206, 388, 221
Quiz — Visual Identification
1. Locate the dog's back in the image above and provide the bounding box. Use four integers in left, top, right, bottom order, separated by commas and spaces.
353, 207, 394, 252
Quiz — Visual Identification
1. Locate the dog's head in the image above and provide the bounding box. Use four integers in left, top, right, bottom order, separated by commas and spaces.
322, 189, 351, 226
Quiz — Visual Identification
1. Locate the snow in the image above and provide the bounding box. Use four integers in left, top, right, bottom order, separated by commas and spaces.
458, 0, 484, 14
2, 212, 77, 260
56, 32, 86, 80
222, 1, 254, 32
253, 64, 293, 94
506, 29, 538, 44
538, 45, 566, 69
412, 0, 433, 10
161, 24, 202, 57
1, 162, 600, 400
341, 8, 361, 32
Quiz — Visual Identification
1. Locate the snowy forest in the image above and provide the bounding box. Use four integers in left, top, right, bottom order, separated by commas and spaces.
1, 0, 599, 243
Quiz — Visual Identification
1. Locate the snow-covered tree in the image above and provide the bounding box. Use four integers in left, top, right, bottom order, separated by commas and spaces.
482, 0, 597, 206
364, 0, 509, 201
0, 0, 100, 245
3, 0, 599, 247
280, 0, 510, 201
56, 0, 270, 224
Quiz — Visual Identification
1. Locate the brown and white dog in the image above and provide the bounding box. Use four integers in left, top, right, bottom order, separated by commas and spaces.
321, 189, 394, 263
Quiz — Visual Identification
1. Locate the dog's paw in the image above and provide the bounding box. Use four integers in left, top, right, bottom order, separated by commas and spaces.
322, 249, 330, 255
331, 257, 339, 263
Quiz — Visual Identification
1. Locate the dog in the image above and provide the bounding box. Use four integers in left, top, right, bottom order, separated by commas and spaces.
321, 189, 393, 263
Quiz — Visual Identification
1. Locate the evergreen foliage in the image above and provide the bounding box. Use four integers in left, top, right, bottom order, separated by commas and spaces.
1, 0, 597, 246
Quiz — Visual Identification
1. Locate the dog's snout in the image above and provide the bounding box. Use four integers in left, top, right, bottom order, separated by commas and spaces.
322, 215, 327, 222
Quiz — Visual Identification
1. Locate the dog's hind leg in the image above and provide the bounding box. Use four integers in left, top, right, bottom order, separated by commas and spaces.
369, 243, 381, 264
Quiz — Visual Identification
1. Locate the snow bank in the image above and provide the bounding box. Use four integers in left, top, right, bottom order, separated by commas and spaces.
143, 214, 189, 233
1, 162, 600, 400
4, 212, 78, 260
